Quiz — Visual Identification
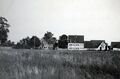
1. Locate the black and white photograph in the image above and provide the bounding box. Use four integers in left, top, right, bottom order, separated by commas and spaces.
0, 0, 120, 79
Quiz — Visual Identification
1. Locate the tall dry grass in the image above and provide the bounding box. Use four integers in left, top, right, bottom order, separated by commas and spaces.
0, 49, 120, 79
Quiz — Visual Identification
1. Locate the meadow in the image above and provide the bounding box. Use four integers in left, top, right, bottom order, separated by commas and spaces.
0, 49, 120, 79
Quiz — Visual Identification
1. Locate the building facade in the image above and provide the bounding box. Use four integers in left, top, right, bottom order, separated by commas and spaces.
68, 35, 84, 50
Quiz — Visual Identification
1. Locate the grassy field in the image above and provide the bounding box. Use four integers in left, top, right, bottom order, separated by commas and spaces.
0, 49, 120, 79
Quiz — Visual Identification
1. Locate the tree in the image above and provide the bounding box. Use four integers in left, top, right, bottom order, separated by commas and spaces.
14, 36, 41, 49
0, 17, 10, 45
4, 40, 15, 46
29, 36, 41, 48
13, 36, 31, 49
43, 31, 56, 44
43, 31, 53, 40
58, 34, 68, 48
59, 34, 67, 41
21, 36, 31, 48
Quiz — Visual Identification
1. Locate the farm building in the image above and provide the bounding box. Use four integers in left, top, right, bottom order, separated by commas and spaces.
84, 40, 108, 51
111, 42, 120, 51
68, 35, 84, 50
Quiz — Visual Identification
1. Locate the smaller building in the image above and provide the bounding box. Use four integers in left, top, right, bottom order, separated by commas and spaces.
84, 40, 108, 51
111, 42, 120, 51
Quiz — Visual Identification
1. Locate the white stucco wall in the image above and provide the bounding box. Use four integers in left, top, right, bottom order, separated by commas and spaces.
68, 43, 84, 50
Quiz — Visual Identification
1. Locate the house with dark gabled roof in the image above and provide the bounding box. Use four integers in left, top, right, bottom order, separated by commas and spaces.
68, 35, 84, 50
111, 42, 120, 51
84, 40, 108, 51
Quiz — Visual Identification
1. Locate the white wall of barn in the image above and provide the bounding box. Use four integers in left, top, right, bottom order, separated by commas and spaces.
68, 43, 84, 50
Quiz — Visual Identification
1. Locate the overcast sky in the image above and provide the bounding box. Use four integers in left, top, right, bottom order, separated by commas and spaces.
0, 0, 120, 43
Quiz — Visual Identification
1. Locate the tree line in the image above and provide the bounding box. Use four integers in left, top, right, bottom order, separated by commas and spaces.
0, 17, 68, 49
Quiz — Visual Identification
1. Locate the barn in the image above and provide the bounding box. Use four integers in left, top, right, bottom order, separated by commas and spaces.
68, 35, 84, 50
84, 40, 108, 51
111, 42, 120, 51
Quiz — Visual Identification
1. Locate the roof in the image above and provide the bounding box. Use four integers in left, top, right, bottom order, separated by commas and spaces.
84, 40, 105, 48
111, 42, 120, 48
68, 35, 84, 43
84, 41, 92, 48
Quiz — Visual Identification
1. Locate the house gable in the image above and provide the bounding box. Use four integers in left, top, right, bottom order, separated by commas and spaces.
97, 42, 108, 50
